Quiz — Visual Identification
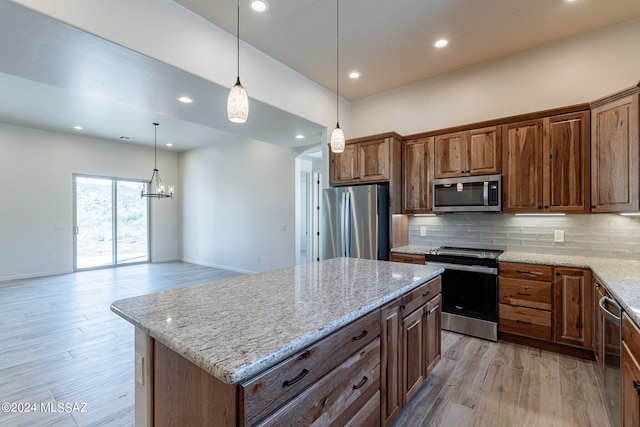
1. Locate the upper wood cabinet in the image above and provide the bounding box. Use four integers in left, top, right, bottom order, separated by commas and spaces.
329, 133, 402, 214
502, 111, 590, 214
329, 133, 401, 185
402, 137, 434, 214
434, 126, 501, 178
591, 91, 640, 212
502, 120, 544, 212
543, 111, 591, 213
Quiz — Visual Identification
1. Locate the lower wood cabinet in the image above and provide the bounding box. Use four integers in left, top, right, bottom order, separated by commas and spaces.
622, 313, 640, 427
555, 267, 592, 349
499, 262, 592, 357
382, 276, 442, 427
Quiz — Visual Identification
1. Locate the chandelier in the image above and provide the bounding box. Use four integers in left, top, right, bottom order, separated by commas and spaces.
141, 122, 174, 199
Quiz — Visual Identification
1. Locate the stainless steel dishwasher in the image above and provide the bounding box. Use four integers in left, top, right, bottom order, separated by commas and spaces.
599, 295, 622, 427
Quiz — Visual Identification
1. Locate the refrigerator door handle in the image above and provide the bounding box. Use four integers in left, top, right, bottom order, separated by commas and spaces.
345, 192, 351, 256
341, 191, 347, 257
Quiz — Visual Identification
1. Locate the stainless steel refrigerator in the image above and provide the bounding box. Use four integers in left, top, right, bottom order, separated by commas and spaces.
321, 184, 389, 260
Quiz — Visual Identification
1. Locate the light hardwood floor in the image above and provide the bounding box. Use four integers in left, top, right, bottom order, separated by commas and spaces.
0, 262, 610, 427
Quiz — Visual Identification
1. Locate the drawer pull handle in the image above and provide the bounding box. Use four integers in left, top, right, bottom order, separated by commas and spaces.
428, 306, 438, 315
516, 292, 532, 296
516, 319, 532, 325
634, 381, 640, 396
422, 291, 430, 297
353, 376, 368, 390
352, 330, 369, 341
283, 369, 309, 387
516, 270, 541, 276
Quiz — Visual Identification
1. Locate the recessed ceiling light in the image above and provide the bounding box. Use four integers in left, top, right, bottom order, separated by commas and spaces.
251, 0, 269, 12
177, 96, 193, 104
434, 39, 449, 49
563, 0, 579, 2
295, 134, 305, 139
348, 71, 360, 79
73, 125, 83, 130
166, 143, 173, 147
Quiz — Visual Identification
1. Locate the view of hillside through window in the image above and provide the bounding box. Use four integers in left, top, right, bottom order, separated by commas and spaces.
75, 176, 149, 269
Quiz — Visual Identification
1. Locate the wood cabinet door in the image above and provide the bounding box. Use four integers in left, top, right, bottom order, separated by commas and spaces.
402, 307, 425, 405
402, 137, 434, 213
330, 143, 358, 185
502, 121, 543, 213
554, 268, 592, 349
591, 94, 640, 212
622, 341, 640, 427
381, 299, 402, 427
434, 131, 468, 178
468, 127, 501, 176
358, 138, 390, 182
424, 294, 441, 375
543, 111, 591, 213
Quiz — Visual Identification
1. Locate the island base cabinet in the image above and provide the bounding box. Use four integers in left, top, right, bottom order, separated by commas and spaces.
256, 338, 380, 427
153, 340, 237, 427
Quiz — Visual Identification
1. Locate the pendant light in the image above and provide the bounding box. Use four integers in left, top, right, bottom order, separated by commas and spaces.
330, 0, 345, 153
141, 123, 174, 199
227, 0, 249, 123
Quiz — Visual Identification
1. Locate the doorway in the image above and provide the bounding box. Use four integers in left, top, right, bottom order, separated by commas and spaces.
295, 149, 323, 265
73, 175, 149, 270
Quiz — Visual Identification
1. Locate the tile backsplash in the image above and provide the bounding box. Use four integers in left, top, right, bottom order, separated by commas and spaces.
408, 213, 640, 260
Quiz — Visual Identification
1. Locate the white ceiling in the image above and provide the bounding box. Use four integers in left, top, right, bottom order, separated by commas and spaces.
177, 0, 640, 101
1, 0, 640, 152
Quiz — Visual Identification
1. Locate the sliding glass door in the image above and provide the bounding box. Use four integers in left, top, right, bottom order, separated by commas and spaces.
74, 175, 149, 270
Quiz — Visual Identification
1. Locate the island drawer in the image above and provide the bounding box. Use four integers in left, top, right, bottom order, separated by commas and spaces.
499, 262, 553, 282
499, 303, 552, 341
402, 276, 442, 316
499, 277, 552, 310
255, 338, 381, 427
390, 252, 425, 265
240, 309, 381, 426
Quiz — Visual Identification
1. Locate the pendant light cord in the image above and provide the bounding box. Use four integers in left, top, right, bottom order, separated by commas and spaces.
153, 122, 158, 169
236, 0, 240, 80
336, 0, 340, 124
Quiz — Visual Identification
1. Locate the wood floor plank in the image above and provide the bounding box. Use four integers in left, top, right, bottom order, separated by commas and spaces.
515, 355, 563, 427
422, 397, 475, 427
558, 354, 610, 427
471, 361, 523, 427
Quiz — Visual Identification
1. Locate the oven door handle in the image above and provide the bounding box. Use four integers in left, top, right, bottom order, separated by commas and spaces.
426, 261, 497, 275
599, 296, 621, 326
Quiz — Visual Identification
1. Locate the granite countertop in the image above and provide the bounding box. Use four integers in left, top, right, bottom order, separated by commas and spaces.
111, 257, 443, 385
391, 245, 640, 326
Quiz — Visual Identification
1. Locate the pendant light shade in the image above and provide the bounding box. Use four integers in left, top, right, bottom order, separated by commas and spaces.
228, 0, 249, 123
228, 77, 249, 123
330, 123, 345, 153
330, 0, 344, 153
141, 123, 174, 199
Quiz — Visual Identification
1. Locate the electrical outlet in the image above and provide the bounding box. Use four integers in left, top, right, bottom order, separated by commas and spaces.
554, 230, 565, 243
420, 226, 427, 237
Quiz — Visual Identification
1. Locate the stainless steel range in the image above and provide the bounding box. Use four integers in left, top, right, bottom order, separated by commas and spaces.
425, 246, 503, 341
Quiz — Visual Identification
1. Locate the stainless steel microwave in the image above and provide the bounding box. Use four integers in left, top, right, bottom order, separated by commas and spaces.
433, 174, 501, 213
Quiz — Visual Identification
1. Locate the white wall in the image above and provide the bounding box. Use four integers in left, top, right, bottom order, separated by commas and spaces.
351, 18, 640, 138
179, 137, 296, 273
0, 123, 179, 281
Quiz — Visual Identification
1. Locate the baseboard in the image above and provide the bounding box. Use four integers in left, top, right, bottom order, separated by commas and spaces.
178, 257, 255, 275
0, 268, 73, 284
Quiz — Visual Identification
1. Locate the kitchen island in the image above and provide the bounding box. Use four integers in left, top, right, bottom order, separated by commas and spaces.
111, 257, 443, 426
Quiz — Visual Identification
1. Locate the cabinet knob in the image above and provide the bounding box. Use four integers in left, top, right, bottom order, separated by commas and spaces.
633, 380, 640, 396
